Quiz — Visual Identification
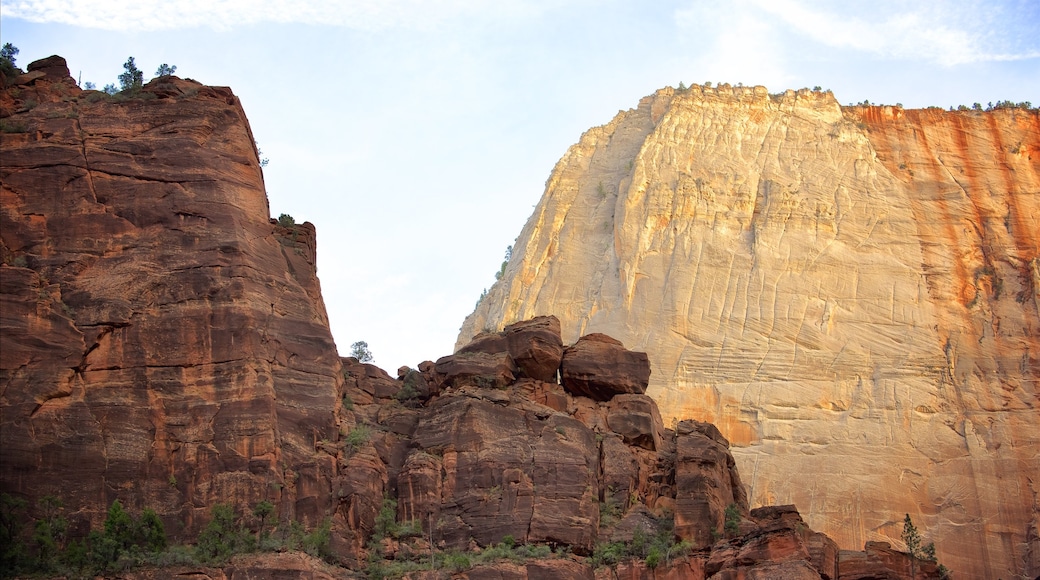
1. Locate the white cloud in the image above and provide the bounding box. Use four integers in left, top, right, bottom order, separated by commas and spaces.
674, 1, 796, 89
0, 0, 558, 31
748, 0, 1040, 66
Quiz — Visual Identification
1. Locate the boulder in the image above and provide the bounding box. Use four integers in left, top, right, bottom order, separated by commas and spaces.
502, 315, 564, 381
434, 351, 517, 389
560, 333, 650, 401
26, 55, 70, 80
607, 394, 663, 451
457, 315, 564, 382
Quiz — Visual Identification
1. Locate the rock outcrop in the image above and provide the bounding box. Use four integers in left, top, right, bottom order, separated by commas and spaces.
0, 57, 948, 579
459, 84, 1039, 578
1, 57, 343, 536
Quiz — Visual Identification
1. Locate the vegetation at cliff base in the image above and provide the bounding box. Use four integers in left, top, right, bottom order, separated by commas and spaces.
0, 494, 331, 578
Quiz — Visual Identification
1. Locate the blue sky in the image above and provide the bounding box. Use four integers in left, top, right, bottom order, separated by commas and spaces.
2, 0, 1038, 371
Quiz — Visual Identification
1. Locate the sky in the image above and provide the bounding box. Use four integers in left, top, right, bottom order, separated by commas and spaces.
2, 0, 1038, 372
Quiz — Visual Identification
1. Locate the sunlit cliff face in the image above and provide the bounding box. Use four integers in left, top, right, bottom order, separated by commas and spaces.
459, 84, 1040, 579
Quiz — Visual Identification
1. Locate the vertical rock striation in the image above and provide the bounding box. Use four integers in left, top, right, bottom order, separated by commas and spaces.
459, 85, 1039, 578
1, 59, 343, 536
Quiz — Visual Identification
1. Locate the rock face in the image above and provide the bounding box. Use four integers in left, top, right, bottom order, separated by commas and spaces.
1, 60, 343, 536
345, 320, 934, 579
0, 58, 951, 579
458, 85, 1039, 578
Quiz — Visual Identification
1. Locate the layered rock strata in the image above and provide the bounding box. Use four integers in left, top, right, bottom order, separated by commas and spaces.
1, 57, 343, 535
338, 315, 939, 578
459, 84, 1039, 578
0, 57, 948, 579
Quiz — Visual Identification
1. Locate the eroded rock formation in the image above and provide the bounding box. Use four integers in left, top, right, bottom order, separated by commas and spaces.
1, 57, 343, 536
459, 84, 1039, 578
0, 57, 949, 579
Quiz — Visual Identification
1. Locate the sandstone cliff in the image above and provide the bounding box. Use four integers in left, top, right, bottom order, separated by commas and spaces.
459, 85, 1040, 578
0, 57, 961, 580
1, 57, 344, 536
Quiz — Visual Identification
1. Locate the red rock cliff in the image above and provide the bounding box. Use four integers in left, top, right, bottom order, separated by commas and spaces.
1, 57, 343, 535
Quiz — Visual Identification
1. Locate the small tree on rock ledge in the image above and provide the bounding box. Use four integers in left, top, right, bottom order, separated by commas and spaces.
350, 341, 373, 363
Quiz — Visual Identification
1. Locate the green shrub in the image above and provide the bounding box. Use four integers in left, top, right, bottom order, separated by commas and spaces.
302, 518, 332, 562
0, 119, 28, 133
345, 425, 370, 453
373, 497, 398, 539
277, 213, 296, 228
443, 551, 471, 572
724, 503, 740, 537
195, 503, 252, 563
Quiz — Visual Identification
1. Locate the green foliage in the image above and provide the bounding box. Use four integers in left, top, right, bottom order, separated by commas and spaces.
986, 99, 1033, 111
103, 83, 118, 95
195, 503, 253, 563
724, 503, 741, 537
254, 141, 270, 167
345, 424, 371, 453
154, 63, 177, 77
0, 43, 18, 66
253, 500, 274, 540
494, 245, 512, 281
589, 516, 689, 570
901, 513, 921, 557
301, 518, 332, 562
443, 551, 471, 572
598, 493, 622, 527
341, 393, 354, 410
137, 509, 167, 552
0, 496, 332, 577
350, 340, 374, 363
0, 43, 18, 78
32, 497, 68, 573
395, 369, 424, 405
0, 119, 28, 133
1, 494, 29, 575
373, 497, 399, 539
277, 213, 296, 228
118, 57, 144, 93
901, 514, 950, 579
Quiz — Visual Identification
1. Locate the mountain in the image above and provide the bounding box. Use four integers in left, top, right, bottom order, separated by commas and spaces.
1, 56, 957, 579
459, 84, 1039, 578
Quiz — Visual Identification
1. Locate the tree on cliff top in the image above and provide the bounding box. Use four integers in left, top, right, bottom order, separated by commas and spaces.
350, 341, 374, 363
118, 57, 143, 92
0, 43, 19, 78
902, 514, 946, 578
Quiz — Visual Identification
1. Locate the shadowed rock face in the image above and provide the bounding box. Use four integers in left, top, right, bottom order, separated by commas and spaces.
458, 83, 1040, 579
1, 60, 342, 535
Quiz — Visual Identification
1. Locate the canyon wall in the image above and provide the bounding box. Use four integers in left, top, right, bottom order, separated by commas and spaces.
459, 85, 1040, 578
2, 58, 953, 578
1, 58, 344, 536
